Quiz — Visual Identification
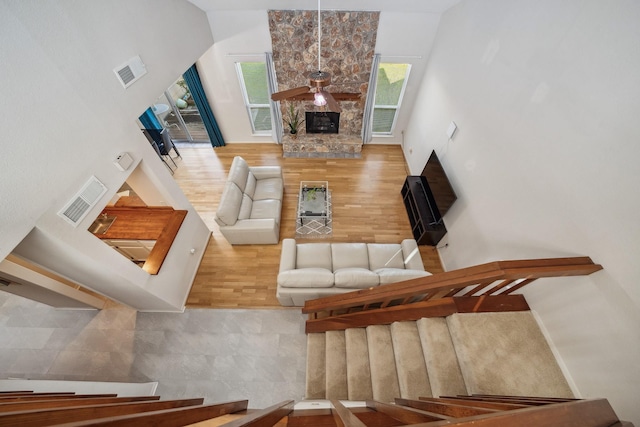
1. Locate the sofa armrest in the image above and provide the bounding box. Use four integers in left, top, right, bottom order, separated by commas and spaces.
250, 166, 282, 180
279, 238, 297, 273
401, 239, 425, 271
219, 219, 279, 245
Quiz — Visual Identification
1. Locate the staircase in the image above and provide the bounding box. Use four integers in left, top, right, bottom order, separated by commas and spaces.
306, 311, 574, 401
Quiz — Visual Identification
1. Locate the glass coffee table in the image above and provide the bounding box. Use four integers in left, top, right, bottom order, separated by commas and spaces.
298, 181, 329, 226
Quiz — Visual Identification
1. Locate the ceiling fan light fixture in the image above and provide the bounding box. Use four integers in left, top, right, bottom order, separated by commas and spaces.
314, 91, 327, 106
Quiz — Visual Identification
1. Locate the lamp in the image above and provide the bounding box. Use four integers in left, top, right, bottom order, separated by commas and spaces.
314, 91, 327, 106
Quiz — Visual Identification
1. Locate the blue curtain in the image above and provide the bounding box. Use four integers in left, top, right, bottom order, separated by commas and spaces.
182, 64, 225, 147
139, 107, 163, 144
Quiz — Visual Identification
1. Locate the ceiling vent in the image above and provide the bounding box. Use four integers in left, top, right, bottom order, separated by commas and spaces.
58, 176, 107, 226
113, 55, 147, 89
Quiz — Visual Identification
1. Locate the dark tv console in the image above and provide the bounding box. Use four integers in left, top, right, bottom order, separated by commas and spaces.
401, 176, 447, 246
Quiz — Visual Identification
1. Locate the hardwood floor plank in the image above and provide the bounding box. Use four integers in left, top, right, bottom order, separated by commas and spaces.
171, 143, 444, 309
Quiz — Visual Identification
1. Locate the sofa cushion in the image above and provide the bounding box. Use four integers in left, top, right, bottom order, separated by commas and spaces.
215, 182, 243, 226
244, 172, 257, 199
254, 177, 284, 201
375, 268, 432, 285
332, 243, 369, 270
250, 199, 281, 221
278, 268, 334, 288
228, 156, 249, 191
238, 194, 253, 220
368, 244, 405, 270
296, 243, 332, 270
334, 268, 379, 288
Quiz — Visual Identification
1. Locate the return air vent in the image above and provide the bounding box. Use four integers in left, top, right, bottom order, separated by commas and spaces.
58, 176, 107, 226
113, 55, 147, 89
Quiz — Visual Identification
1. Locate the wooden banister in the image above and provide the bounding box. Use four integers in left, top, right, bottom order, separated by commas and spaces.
0, 398, 205, 427
303, 257, 602, 333
219, 399, 294, 426
0, 396, 160, 412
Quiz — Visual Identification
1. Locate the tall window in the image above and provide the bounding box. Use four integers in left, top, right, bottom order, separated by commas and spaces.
236, 62, 272, 134
372, 63, 411, 135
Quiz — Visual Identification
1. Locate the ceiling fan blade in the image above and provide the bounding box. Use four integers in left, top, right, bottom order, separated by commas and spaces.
322, 90, 342, 113
271, 86, 311, 101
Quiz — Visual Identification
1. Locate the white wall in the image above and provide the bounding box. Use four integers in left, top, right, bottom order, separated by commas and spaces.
370, 12, 441, 144
404, 0, 640, 423
0, 1, 214, 311
199, 10, 275, 143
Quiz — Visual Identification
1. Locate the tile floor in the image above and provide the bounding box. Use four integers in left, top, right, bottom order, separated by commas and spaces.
0, 292, 307, 408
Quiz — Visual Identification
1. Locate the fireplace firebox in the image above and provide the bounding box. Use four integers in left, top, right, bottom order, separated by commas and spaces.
306, 112, 340, 134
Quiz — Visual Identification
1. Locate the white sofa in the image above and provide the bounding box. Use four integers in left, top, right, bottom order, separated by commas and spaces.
214, 156, 283, 245
276, 238, 432, 306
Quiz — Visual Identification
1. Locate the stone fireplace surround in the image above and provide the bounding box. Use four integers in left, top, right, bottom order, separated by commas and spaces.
268, 10, 380, 157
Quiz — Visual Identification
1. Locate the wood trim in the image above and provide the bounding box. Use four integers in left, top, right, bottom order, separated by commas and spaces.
50, 399, 248, 427
0, 394, 117, 403
0, 396, 160, 412
369, 400, 452, 423
305, 298, 457, 333
453, 295, 530, 313
439, 396, 557, 406
395, 398, 497, 418
305, 295, 529, 333
302, 257, 602, 316
218, 399, 294, 427
418, 397, 529, 411
409, 399, 619, 427
143, 210, 187, 275
330, 400, 367, 427
0, 398, 204, 427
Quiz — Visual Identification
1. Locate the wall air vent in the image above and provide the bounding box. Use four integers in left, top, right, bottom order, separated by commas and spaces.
113, 55, 147, 89
58, 176, 107, 226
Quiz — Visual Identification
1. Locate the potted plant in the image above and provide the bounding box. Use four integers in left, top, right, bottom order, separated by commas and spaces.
285, 103, 304, 139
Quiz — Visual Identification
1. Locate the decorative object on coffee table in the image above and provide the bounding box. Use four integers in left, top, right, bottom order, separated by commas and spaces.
296, 181, 332, 238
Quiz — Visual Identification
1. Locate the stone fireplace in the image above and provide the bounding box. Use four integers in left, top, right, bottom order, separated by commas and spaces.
268, 10, 380, 157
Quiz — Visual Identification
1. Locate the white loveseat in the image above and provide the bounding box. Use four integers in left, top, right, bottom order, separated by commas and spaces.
276, 238, 432, 306
214, 156, 283, 245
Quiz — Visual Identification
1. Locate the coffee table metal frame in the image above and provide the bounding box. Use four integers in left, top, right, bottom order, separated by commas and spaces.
297, 181, 329, 226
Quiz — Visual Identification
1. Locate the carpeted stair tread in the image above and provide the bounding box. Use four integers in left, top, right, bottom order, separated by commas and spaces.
447, 312, 574, 398
305, 333, 326, 399
345, 328, 373, 400
416, 317, 467, 397
325, 330, 348, 399
366, 324, 400, 403
390, 321, 432, 399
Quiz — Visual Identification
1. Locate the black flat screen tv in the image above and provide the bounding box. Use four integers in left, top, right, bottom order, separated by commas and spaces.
421, 150, 457, 223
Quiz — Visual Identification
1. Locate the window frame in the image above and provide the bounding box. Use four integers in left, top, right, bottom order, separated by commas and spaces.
372, 63, 412, 136
235, 62, 272, 135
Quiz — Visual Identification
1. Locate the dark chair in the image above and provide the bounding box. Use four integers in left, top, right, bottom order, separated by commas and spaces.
142, 128, 178, 173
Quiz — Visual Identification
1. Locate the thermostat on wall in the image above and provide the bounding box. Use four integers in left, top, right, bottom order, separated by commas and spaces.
114, 152, 133, 171
446, 121, 458, 140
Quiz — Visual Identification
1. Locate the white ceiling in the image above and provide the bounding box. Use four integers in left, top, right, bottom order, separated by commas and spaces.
188, 0, 461, 14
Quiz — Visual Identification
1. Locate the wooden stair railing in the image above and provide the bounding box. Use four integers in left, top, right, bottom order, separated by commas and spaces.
288, 396, 631, 427
303, 256, 602, 333
4, 389, 630, 426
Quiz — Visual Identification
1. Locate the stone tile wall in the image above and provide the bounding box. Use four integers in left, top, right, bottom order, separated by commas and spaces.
268, 10, 379, 152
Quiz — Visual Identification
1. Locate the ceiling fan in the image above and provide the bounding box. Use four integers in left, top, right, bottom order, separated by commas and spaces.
270, 0, 356, 112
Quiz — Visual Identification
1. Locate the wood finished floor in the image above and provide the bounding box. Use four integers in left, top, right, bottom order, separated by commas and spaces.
172, 143, 444, 309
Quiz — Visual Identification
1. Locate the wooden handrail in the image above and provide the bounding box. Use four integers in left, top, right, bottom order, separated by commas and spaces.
303, 257, 602, 331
